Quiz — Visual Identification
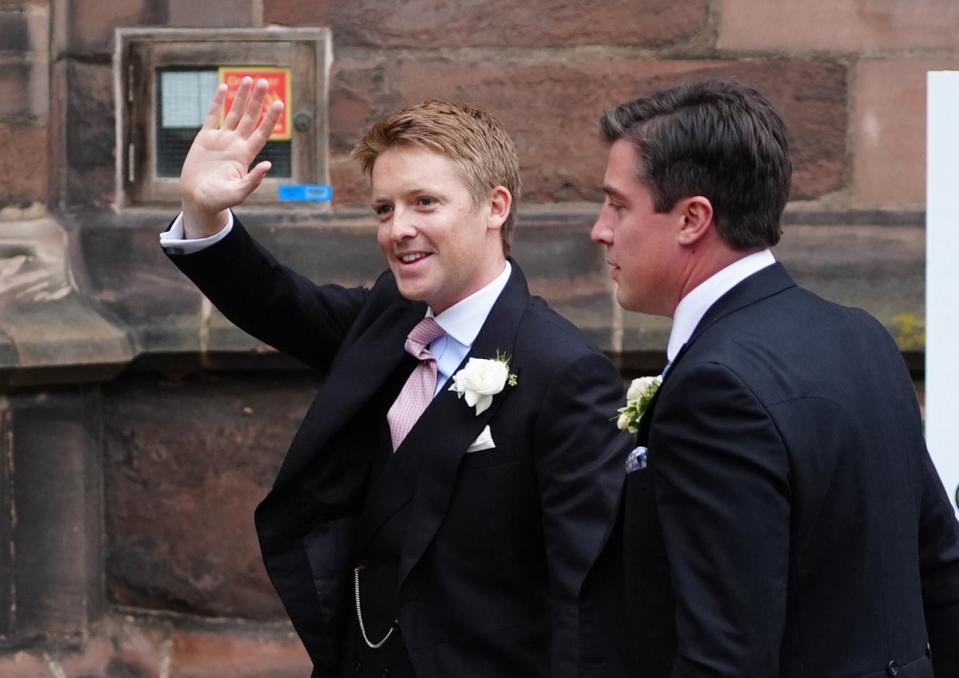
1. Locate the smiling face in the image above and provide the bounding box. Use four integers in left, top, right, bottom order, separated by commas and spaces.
590, 139, 685, 316
372, 145, 509, 314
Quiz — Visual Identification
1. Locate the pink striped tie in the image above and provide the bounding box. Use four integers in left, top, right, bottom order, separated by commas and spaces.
387, 317, 445, 451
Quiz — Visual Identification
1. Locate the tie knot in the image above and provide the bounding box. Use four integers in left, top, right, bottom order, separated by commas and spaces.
405, 317, 444, 358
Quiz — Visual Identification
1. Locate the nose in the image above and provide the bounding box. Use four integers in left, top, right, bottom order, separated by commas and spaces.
590, 207, 612, 245
389, 207, 417, 241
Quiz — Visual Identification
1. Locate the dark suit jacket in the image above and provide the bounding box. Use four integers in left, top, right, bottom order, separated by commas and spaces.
167, 218, 630, 678
617, 263, 959, 678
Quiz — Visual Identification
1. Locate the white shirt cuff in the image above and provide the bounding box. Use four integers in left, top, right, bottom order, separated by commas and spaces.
160, 211, 234, 254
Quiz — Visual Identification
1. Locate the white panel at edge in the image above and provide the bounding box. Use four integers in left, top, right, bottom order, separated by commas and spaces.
926, 71, 959, 513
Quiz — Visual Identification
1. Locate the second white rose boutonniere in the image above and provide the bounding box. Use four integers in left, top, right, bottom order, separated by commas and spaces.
449, 351, 518, 415
616, 375, 663, 433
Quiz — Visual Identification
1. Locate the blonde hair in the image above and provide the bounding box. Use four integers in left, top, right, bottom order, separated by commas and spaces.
352, 100, 521, 256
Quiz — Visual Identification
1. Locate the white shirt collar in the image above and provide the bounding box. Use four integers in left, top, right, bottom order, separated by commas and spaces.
427, 261, 511, 348
667, 250, 776, 361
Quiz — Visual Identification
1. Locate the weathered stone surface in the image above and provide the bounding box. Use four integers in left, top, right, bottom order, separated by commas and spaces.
0, 8, 31, 52
167, 0, 254, 27
266, 0, 709, 47
326, 58, 846, 204
0, 59, 48, 121
621, 218, 925, 353
78, 212, 383, 356
0, 218, 133, 383
170, 629, 310, 677
65, 61, 114, 207
511, 209, 615, 349
0, 650, 51, 678
0, 124, 47, 207
103, 372, 320, 619
62, 0, 164, 54
853, 58, 959, 208
9, 389, 104, 638
718, 0, 959, 52
0, 615, 304, 677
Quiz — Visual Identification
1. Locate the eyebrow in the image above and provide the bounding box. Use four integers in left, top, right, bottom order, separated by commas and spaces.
371, 187, 433, 204
602, 185, 628, 202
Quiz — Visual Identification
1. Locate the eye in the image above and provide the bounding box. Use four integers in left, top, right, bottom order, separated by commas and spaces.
416, 195, 437, 208
373, 204, 393, 219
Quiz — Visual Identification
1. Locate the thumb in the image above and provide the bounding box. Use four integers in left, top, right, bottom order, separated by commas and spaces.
242, 160, 272, 194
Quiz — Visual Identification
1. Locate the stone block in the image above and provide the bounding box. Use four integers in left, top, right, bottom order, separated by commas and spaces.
64, 61, 114, 206
0, 8, 30, 52
511, 208, 617, 350
0, 651, 51, 678
9, 389, 104, 639
718, 0, 959, 51
0, 4, 47, 55
0, 218, 134, 385
327, 57, 846, 203
0, 59, 47, 121
62, 0, 163, 55
265, 0, 708, 47
852, 58, 959, 208
169, 629, 310, 678
103, 372, 321, 619
0, 124, 47, 207
778, 222, 925, 345
167, 0, 254, 27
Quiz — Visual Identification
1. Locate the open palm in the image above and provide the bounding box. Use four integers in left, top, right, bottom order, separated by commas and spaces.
179, 77, 284, 233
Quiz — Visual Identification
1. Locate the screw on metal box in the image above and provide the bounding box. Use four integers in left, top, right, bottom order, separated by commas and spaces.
294, 112, 313, 132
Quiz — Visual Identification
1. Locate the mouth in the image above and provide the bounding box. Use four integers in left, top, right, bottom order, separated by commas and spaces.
396, 252, 433, 266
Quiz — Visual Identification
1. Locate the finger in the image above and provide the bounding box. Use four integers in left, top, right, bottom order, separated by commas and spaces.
241, 161, 272, 196
237, 78, 269, 137
201, 83, 228, 131
223, 76, 253, 130
251, 99, 284, 146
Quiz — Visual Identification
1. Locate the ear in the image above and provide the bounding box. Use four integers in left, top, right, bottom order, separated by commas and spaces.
485, 185, 512, 232
676, 196, 714, 246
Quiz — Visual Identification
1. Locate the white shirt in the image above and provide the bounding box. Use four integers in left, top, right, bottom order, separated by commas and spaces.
427, 261, 511, 395
159, 211, 511, 395
159, 211, 234, 254
666, 250, 776, 362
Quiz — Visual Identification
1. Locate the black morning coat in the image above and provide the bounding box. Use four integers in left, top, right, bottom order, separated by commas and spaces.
596, 263, 959, 678
167, 217, 632, 678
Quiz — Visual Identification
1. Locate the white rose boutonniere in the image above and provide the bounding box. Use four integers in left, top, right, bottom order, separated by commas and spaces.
616, 375, 663, 433
449, 351, 518, 416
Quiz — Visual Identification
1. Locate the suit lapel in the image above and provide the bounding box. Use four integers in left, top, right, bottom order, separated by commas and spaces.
386, 263, 530, 587
273, 297, 426, 490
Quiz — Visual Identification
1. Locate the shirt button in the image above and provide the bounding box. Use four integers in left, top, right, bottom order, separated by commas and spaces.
354, 660, 363, 673
887, 660, 899, 677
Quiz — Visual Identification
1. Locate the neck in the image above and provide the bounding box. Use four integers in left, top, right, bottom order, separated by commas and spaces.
671, 244, 762, 316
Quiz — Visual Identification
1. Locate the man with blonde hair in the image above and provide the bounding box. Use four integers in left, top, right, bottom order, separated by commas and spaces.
162, 78, 629, 678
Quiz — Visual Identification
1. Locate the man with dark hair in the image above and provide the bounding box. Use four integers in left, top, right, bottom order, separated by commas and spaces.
162, 78, 629, 678
590, 79, 959, 676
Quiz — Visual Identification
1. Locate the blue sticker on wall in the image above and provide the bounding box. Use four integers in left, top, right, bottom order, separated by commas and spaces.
278, 184, 334, 202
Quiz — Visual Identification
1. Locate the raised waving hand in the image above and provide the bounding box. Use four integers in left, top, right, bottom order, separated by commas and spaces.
179, 77, 285, 238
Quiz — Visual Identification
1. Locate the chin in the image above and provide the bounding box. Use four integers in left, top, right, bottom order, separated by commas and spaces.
396, 281, 429, 303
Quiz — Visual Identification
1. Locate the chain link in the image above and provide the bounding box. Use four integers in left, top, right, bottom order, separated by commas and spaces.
354, 565, 394, 649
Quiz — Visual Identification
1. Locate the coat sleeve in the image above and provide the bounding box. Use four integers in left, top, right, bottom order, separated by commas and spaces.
165, 215, 370, 371
650, 361, 791, 677
531, 350, 630, 678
